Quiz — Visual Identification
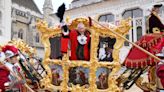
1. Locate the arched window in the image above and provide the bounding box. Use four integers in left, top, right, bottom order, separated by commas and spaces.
122, 8, 143, 19
99, 15, 106, 22
0, 11, 2, 24
122, 10, 131, 19
137, 26, 142, 40
18, 29, 23, 39
133, 9, 143, 18
122, 8, 143, 46
98, 14, 115, 22
35, 33, 40, 43
106, 14, 115, 22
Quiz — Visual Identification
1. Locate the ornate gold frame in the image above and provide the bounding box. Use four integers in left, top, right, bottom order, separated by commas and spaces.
4, 39, 36, 57
36, 17, 131, 92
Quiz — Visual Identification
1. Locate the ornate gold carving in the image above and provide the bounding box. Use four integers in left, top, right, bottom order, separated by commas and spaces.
36, 17, 131, 92
135, 66, 156, 91
7, 39, 36, 56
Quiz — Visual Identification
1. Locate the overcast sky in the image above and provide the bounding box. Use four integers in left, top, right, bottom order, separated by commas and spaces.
34, 0, 73, 13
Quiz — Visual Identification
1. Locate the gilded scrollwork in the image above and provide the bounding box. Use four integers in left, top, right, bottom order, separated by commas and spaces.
36, 17, 131, 92
7, 39, 36, 56
135, 66, 156, 91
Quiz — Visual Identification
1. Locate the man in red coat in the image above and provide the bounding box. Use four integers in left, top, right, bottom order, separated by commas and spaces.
61, 23, 91, 61
0, 52, 10, 92
2, 45, 23, 92
0, 64, 10, 92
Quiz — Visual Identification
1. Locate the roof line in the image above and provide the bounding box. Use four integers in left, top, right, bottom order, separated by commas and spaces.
12, 0, 42, 14
31, 0, 42, 14
67, 1, 103, 12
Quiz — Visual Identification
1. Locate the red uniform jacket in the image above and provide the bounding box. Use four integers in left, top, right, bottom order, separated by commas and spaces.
0, 65, 10, 92
157, 64, 164, 88
61, 30, 90, 61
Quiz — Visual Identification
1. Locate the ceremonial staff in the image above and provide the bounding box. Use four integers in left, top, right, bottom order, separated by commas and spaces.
18, 50, 44, 90
18, 50, 44, 80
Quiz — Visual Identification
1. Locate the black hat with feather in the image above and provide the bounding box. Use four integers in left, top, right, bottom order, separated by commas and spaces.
56, 3, 66, 23
56, 3, 69, 32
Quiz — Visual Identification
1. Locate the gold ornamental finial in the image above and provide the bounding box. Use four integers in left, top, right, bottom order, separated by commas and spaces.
66, 16, 70, 23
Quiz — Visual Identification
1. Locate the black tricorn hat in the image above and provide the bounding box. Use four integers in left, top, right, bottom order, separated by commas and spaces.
154, 4, 163, 8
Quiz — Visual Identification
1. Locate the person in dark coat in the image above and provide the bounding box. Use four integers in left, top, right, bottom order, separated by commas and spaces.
148, 4, 164, 33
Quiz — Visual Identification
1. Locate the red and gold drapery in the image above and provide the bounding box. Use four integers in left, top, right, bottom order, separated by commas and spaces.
124, 33, 164, 68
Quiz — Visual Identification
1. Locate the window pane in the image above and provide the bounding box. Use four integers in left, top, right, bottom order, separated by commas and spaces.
137, 26, 142, 40
99, 15, 106, 22
35, 33, 40, 43
133, 9, 143, 18
124, 34, 129, 46
122, 11, 132, 19
18, 29, 23, 39
106, 14, 114, 22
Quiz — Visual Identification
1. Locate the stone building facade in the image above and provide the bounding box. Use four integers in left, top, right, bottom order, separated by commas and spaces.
0, 0, 12, 45
11, 0, 44, 58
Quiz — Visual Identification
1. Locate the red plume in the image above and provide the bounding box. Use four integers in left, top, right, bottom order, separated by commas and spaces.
2, 45, 18, 54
